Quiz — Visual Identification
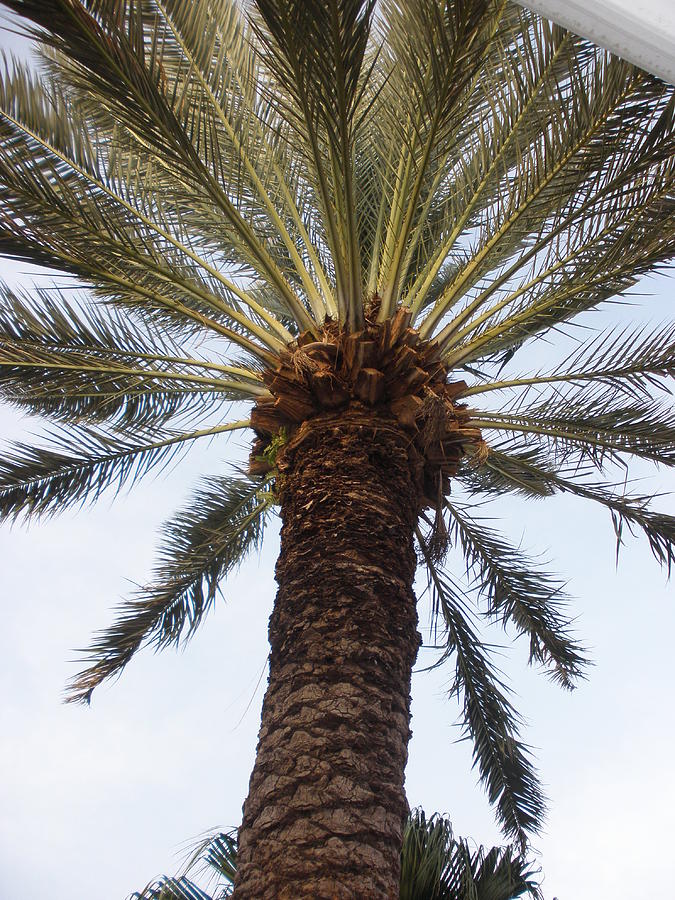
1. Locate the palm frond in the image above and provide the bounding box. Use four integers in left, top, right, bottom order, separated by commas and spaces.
130, 877, 214, 900
130, 0, 333, 322
250, 0, 376, 326
67, 474, 273, 703
462, 321, 675, 403
403, 9, 575, 320
400, 809, 541, 900
129, 828, 237, 899
424, 56, 673, 345
441, 116, 675, 365
372, 0, 503, 317
473, 397, 675, 469
443, 500, 587, 690
0, 59, 295, 355
1, 0, 317, 332
0, 419, 248, 520
417, 530, 545, 848
0, 284, 266, 427
466, 445, 675, 572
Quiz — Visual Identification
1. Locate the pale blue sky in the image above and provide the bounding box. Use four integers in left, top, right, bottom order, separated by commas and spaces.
0, 10, 674, 900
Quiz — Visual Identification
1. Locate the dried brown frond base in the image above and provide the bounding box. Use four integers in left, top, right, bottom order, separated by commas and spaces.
249, 301, 486, 509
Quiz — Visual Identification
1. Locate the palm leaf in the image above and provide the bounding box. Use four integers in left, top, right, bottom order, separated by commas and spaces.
473, 398, 675, 468
67, 474, 273, 703
250, 0, 376, 326
461, 321, 675, 404
130, 877, 214, 900
466, 445, 675, 572
371, 0, 502, 317
443, 499, 587, 689
0, 419, 248, 520
425, 58, 673, 345
2, 0, 317, 332
0, 285, 266, 427
417, 530, 545, 848
0, 60, 295, 355
401, 809, 541, 900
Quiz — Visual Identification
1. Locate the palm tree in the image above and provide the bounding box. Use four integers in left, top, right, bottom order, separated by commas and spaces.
130, 811, 541, 900
0, 0, 673, 895
131, 830, 238, 900
399, 810, 541, 900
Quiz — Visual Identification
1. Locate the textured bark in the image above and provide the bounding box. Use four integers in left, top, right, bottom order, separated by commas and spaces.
234, 407, 423, 899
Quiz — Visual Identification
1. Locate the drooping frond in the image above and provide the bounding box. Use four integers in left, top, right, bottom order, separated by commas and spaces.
417, 530, 545, 847
443, 499, 588, 690
67, 475, 273, 703
463, 444, 675, 572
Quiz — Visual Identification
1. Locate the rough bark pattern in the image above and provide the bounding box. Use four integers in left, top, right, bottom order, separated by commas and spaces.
234, 408, 422, 899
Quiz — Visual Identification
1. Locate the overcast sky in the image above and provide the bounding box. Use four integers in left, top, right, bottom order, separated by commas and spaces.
1, 9, 674, 900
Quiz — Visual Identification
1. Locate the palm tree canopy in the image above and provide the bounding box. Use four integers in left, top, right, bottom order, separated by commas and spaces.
0, 0, 673, 850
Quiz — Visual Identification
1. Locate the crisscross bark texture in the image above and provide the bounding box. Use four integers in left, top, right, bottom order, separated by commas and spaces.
234, 408, 423, 898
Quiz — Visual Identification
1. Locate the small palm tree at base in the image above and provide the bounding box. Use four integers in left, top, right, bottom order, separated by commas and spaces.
400, 811, 541, 900
130, 811, 542, 900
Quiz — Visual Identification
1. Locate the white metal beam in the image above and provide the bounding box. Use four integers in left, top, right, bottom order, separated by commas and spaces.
520, 0, 675, 85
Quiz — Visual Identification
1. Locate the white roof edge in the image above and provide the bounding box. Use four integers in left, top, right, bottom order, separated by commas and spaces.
519, 1, 675, 86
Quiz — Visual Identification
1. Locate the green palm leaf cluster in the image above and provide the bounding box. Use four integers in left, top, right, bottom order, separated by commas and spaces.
0, 0, 673, 852
129, 811, 540, 900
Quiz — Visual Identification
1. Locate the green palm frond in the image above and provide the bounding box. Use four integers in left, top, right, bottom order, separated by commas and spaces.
401, 809, 541, 900
68, 475, 273, 704
462, 321, 675, 403
0, 60, 293, 356
0, 285, 266, 426
442, 152, 675, 367
473, 398, 675, 468
130, 878, 215, 900
371, 0, 504, 317
131, 829, 237, 899
121, 0, 332, 320
402, 11, 579, 319
466, 445, 675, 571
425, 59, 674, 347
417, 530, 545, 848
443, 500, 587, 690
250, 0, 377, 327
2, 0, 318, 333
0, 419, 248, 520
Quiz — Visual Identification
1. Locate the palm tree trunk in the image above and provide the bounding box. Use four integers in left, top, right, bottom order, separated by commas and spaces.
234, 407, 422, 899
